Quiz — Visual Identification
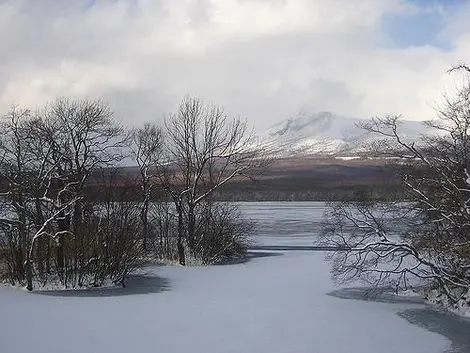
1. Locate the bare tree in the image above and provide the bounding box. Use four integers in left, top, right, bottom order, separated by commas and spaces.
190, 201, 254, 264
0, 107, 78, 290
42, 98, 126, 280
130, 123, 163, 250
321, 66, 470, 305
151, 196, 178, 261
158, 96, 268, 265
81, 169, 146, 287
0, 107, 35, 289
0, 98, 134, 290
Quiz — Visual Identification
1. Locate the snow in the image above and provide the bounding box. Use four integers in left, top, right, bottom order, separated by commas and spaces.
336, 156, 361, 160
425, 288, 470, 318
0, 252, 450, 353
0, 202, 452, 353
260, 110, 428, 157
10, 277, 119, 292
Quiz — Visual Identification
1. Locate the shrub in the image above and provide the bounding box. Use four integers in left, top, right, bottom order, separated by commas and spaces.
188, 202, 253, 264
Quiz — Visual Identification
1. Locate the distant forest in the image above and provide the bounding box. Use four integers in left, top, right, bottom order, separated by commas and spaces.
82, 157, 401, 202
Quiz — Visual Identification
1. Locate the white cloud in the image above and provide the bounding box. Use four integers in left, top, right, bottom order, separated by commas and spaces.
0, 0, 469, 131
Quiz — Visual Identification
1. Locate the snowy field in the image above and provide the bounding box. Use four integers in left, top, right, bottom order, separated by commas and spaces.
0, 202, 464, 353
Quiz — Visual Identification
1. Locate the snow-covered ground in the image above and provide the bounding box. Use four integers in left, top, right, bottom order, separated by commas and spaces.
0, 202, 457, 353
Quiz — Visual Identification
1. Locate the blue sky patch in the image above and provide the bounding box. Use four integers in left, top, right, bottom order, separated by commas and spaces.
380, 0, 466, 50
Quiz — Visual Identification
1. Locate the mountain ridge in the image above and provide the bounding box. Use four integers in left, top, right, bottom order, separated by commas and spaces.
259, 111, 427, 157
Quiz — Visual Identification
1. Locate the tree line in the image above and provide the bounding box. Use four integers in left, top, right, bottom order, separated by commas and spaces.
0, 96, 268, 290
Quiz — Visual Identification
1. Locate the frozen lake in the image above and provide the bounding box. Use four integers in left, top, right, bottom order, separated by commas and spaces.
239, 201, 326, 244
1, 201, 469, 353
239, 201, 470, 353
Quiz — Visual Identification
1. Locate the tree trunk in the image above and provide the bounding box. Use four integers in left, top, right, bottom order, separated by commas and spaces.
56, 238, 64, 277
56, 210, 69, 279
187, 205, 196, 250
17, 197, 27, 282
177, 239, 185, 266
72, 202, 82, 281
25, 255, 33, 291
159, 219, 164, 253
140, 196, 149, 251
35, 196, 45, 278
37, 237, 45, 278
45, 241, 51, 273
177, 206, 186, 266
15, 245, 24, 281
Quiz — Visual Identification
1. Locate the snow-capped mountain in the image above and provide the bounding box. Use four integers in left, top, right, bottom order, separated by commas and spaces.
260, 111, 427, 157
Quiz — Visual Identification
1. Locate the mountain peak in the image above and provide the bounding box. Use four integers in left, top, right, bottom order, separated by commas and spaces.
261, 111, 427, 157
267, 111, 358, 140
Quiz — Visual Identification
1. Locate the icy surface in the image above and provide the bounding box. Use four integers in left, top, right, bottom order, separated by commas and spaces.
0, 202, 452, 353
238, 201, 326, 247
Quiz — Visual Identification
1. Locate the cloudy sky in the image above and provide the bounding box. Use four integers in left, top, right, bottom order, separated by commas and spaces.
1, 0, 469, 131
